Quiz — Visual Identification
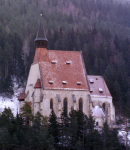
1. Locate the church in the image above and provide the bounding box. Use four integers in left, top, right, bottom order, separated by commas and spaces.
18, 18, 115, 127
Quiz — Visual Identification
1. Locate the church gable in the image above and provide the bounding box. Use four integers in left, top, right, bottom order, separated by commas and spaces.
25, 63, 41, 92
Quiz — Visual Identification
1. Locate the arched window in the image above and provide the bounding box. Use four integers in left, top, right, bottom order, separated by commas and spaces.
50, 99, 53, 109
102, 103, 105, 112
79, 98, 83, 111
63, 98, 68, 116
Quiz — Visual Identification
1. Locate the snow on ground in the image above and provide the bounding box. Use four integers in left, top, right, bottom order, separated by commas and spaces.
0, 96, 19, 116
118, 122, 130, 147
0, 78, 25, 116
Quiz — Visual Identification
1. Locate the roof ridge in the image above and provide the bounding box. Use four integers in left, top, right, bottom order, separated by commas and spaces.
47, 50, 80, 53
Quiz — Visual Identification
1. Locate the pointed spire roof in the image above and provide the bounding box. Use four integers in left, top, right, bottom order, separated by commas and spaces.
35, 14, 48, 42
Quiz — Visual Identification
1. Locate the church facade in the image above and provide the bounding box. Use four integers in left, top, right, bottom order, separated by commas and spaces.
18, 18, 115, 127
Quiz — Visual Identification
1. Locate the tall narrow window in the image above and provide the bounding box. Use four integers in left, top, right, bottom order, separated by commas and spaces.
50, 99, 53, 109
102, 103, 105, 112
64, 98, 68, 116
79, 98, 83, 112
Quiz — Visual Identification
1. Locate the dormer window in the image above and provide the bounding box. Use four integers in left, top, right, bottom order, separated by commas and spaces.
89, 79, 94, 83
77, 82, 82, 85
90, 89, 93, 92
49, 80, 54, 84
62, 81, 67, 84
66, 61, 71, 64
99, 88, 103, 93
51, 60, 57, 64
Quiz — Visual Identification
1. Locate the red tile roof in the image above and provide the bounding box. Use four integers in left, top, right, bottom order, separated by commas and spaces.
87, 75, 112, 97
34, 79, 42, 88
33, 48, 89, 90
18, 93, 25, 101
33, 48, 49, 63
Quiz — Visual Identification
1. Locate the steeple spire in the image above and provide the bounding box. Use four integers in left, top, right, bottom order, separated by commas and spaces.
35, 14, 48, 48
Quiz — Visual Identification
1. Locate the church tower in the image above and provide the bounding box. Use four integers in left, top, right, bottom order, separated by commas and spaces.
33, 15, 49, 63
34, 15, 48, 48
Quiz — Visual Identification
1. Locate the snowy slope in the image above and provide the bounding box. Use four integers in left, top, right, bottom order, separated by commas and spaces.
0, 96, 19, 116
0, 78, 25, 116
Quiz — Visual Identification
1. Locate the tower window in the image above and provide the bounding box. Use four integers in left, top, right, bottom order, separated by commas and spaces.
41, 42, 44, 47
44, 41, 47, 47
50, 99, 53, 109
37, 42, 40, 47
79, 98, 83, 112
63, 98, 68, 116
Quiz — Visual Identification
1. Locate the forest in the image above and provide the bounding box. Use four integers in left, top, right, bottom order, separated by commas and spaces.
0, 104, 126, 150
0, 0, 130, 131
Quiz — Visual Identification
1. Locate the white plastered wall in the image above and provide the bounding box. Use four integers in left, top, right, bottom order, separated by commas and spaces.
25, 63, 41, 94
19, 63, 41, 114
40, 89, 90, 118
90, 95, 115, 126
21, 89, 90, 118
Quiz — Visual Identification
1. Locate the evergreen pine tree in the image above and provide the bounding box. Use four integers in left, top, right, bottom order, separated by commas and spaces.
21, 102, 34, 125
49, 109, 59, 148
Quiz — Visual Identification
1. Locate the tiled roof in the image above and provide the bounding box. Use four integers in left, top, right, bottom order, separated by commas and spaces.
33, 48, 89, 90
34, 79, 42, 88
18, 93, 25, 101
33, 48, 49, 63
87, 75, 112, 97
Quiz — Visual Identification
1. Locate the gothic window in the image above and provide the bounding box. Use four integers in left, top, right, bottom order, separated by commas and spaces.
50, 99, 53, 109
79, 98, 83, 111
63, 98, 68, 116
102, 103, 105, 112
